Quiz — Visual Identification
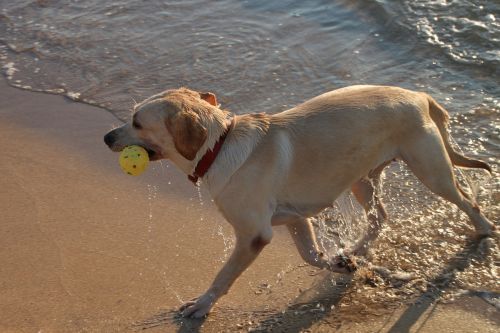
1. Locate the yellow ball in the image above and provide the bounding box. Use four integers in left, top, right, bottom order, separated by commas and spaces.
119, 145, 149, 176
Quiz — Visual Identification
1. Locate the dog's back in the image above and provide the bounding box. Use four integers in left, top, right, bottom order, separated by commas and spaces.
257, 86, 425, 208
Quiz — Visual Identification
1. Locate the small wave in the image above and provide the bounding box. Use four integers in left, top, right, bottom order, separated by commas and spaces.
407, 0, 498, 67
356, 0, 500, 70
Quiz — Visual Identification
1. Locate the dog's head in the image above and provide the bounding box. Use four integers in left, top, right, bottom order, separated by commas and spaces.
104, 88, 227, 165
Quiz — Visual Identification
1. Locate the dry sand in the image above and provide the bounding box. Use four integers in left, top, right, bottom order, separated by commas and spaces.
0, 79, 498, 332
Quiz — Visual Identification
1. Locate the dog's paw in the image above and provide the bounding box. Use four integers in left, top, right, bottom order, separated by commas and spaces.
179, 293, 216, 318
328, 254, 358, 273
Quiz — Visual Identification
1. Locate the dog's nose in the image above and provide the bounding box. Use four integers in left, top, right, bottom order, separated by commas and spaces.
104, 131, 116, 148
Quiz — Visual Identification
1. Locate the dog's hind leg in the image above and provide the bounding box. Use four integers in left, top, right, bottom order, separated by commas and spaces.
401, 127, 494, 237
349, 162, 389, 256
286, 217, 356, 273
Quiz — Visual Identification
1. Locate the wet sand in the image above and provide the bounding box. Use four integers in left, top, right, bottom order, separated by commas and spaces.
0, 79, 498, 332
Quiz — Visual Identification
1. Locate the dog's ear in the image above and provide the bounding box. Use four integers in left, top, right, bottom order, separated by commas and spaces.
165, 110, 207, 160
199, 92, 218, 107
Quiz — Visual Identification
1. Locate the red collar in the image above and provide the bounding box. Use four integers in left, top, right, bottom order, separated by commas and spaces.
188, 118, 234, 184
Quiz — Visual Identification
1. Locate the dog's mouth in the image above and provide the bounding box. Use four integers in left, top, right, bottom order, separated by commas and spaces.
108, 142, 163, 161
145, 147, 162, 161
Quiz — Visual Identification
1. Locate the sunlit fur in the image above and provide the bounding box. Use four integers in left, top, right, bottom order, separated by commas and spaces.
104, 85, 494, 318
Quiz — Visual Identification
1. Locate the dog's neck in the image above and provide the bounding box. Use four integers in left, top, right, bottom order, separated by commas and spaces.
168, 109, 230, 176
203, 113, 271, 197
188, 118, 234, 184
167, 112, 270, 195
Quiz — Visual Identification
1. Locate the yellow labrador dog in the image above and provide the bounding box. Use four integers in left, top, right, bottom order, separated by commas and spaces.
104, 85, 494, 318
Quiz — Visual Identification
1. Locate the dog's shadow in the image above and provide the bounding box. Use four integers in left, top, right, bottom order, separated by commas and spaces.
131, 308, 205, 332
245, 273, 353, 332
132, 272, 353, 332
133, 237, 494, 332
383, 237, 495, 333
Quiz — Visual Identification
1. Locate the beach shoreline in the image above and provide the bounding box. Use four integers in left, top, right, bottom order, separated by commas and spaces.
0, 79, 498, 332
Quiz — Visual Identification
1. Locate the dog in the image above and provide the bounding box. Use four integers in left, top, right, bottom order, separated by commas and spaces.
104, 85, 494, 318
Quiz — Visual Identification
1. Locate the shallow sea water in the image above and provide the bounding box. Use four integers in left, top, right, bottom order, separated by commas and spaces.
1, 0, 498, 330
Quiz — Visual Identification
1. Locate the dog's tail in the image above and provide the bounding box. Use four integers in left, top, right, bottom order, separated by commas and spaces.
427, 95, 492, 173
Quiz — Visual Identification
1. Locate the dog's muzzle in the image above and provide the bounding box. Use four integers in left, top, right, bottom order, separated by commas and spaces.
103, 131, 116, 148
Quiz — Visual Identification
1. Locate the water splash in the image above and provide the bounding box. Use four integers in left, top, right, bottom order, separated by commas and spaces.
146, 184, 158, 239
313, 191, 366, 257
144, 183, 186, 304
216, 224, 235, 262
195, 181, 205, 222
192, 181, 236, 262
449, 133, 493, 203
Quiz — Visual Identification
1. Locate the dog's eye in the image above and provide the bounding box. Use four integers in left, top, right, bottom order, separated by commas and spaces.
132, 120, 142, 130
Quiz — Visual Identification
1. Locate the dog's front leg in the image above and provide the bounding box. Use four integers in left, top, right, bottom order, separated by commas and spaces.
180, 227, 272, 318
